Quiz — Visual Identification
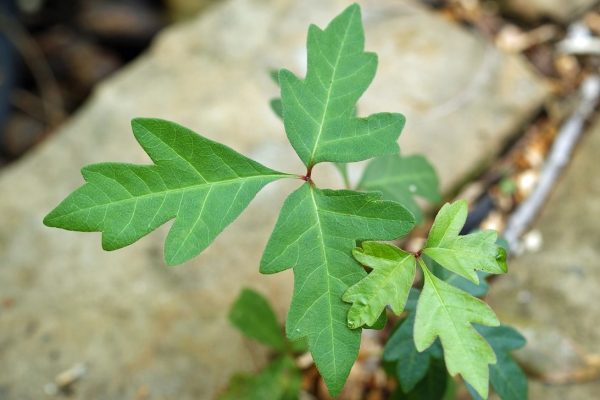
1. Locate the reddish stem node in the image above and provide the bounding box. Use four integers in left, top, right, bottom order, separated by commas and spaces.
306, 165, 313, 179
301, 165, 314, 182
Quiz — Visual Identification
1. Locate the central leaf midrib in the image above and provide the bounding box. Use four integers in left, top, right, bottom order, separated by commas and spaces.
420, 264, 470, 367
308, 186, 339, 379
432, 213, 463, 248
308, 9, 355, 165
423, 248, 475, 280
366, 253, 413, 291
52, 173, 285, 219
318, 207, 396, 222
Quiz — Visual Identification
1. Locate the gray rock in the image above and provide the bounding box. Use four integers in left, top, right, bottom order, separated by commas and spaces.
0, 0, 548, 398
502, 0, 598, 23
488, 117, 600, 399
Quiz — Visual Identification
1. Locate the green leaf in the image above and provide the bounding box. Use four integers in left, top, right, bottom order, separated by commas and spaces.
384, 311, 442, 393
289, 337, 309, 353
358, 153, 440, 222
271, 72, 354, 194
343, 241, 416, 328
442, 376, 457, 400
269, 69, 284, 119
270, 98, 283, 119
414, 261, 499, 399
404, 287, 421, 312
466, 325, 528, 400
392, 358, 448, 400
269, 69, 280, 84
218, 356, 301, 400
423, 201, 507, 283
43, 118, 289, 265
384, 289, 443, 393
477, 325, 526, 356
260, 183, 414, 395
367, 310, 388, 330
229, 288, 287, 352
271, 66, 356, 191
426, 256, 490, 297
279, 4, 404, 167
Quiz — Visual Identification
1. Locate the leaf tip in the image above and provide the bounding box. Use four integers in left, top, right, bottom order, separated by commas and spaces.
455, 198, 468, 207
347, 318, 360, 330
163, 244, 188, 266
101, 235, 123, 252
278, 68, 297, 85
130, 117, 149, 130
351, 246, 365, 258
324, 379, 345, 398
268, 68, 280, 84
471, 381, 490, 400
42, 211, 57, 227
465, 270, 481, 285
346, 2, 361, 15
258, 251, 281, 275
130, 117, 162, 142
414, 338, 433, 354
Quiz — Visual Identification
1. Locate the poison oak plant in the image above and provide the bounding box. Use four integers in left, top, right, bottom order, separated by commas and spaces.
44, 4, 527, 399
220, 288, 305, 400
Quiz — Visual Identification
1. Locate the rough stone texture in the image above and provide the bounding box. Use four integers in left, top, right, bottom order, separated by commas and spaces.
488, 118, 600, 399
502, 0, 598, 23
0, 0, 547, 398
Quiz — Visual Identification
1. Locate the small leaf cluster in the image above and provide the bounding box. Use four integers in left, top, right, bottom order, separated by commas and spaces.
44, 3, 524, 398
382, 289, 527, 400
382, 290, 527, 400
220, 288, 305, 400
344, 200, 512, 398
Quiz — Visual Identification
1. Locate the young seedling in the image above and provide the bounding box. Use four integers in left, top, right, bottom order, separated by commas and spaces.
44, 4, 526, 398
221, 288, 305, 400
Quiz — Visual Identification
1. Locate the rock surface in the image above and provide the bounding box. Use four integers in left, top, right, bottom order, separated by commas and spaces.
0, 0, 547, 398
502, 0, 598, 23
488, 117, 600, 399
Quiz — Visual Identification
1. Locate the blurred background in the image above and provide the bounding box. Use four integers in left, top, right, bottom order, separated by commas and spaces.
0, 0, 216, 162
0, 0, 599, 399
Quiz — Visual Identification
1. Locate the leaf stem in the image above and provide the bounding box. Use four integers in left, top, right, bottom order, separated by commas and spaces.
301, 165, 314, 182
332, 163, 351, 189
342, 175, 351, 190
